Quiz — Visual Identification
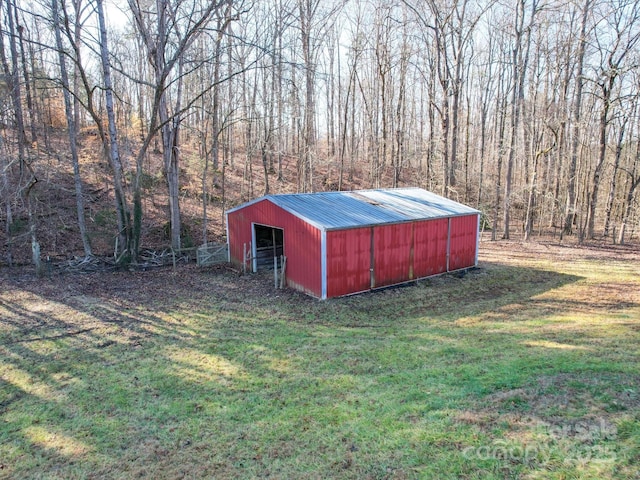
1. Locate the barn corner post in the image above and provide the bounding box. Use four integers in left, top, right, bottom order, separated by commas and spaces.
321, 229, 327, 299
475, 213, 480, 267
446, 217, 452, 272
224, 211, 231, 263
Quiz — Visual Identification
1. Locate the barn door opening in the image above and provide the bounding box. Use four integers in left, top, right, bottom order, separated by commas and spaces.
252, 224, 284, 272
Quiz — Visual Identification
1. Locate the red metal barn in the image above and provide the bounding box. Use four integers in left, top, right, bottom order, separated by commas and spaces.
226, 188, 480, 299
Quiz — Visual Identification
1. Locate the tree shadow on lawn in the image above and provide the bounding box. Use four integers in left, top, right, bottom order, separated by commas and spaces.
274, 261, 589, 326
0, 272, 223, 478
0, 266, 335, 477
1, 262, 639, 478
261, 261, 640, 477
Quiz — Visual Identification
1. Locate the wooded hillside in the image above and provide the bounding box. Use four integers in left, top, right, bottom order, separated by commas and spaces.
1, 0, 639, 270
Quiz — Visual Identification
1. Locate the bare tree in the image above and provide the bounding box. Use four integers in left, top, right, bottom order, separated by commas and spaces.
128, 0, 232, 250
1, 0, 28, 159
603, 115, 627, 237
585, 0, 640, 239
563, 0, 592, 235
51, 0, 92, 256
1, 0, 42, 273
14, 5, 37, 144
503, 0, 538, 239
95, 0, 133, 261
618, 139, 640, 244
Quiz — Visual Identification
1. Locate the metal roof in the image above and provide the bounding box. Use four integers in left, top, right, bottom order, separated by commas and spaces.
228, 187, 480, 231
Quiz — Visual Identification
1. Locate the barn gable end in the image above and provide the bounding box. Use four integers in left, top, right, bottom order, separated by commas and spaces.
227, 198, 322, 297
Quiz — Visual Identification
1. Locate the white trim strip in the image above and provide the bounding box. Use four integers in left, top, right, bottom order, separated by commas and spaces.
446, 217, 451, 272
321, 230, 327, 299
225, 212, 231, 262
475, 213, 480, 266
251, 223, 257, 273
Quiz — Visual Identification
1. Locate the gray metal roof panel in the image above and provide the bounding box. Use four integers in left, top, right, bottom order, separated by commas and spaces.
358, 188, 479, 219
261, 187, 479, 231
268, 191, 405, 230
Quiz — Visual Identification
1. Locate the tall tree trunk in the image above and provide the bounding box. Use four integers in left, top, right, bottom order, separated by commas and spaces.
618, 141, 640, 245
427, 63, 436, 189
211, 30, 223, 172
477, 37, 493, 207
201, 21, 226, 245
394, 20, 409, 188
299, 0, 317, 192
339, 61, 356, 191
128, 0, 222, 252
586, 76, 614, 239
1, 141, 13, 266
492, 77, 508, 241
161, 65, 184, 251
379, 57, 388, 188
564, 0, 590, 235
261, 143, 270, 195
275, 3, 284, 181
603, 119, 626, 237
4, 0, 40, 273
326, 29, 337, 162
14, 4, 37, 144
503, 0, 535, 239
52, 0, 92, 256
72, 0, 83, 131
96, 0, 132, 262
2, 0, 28, 162
441, 90, 450, 196
525, 133, 556, 241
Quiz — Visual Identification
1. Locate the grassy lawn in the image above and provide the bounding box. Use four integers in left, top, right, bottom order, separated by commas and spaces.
1, 240, 639, 479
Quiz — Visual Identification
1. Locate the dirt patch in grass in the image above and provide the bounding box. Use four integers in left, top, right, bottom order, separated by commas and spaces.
482, 373, 640, 419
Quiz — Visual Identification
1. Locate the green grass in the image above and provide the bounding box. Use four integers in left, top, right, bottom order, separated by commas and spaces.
1, 241, 639, 479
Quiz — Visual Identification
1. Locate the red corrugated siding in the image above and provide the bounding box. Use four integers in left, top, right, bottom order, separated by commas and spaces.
413, 218, 449, 277
449, 214, 478, 271
227, 200, 322, 297
286, 221, 322, 297
373, 223, 414, 287
229, 199, 478, 299
227, 204, 257, 267
326, 227, 371, 298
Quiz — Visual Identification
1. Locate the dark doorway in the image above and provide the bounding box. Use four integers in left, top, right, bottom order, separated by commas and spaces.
253, 224, 284, 271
